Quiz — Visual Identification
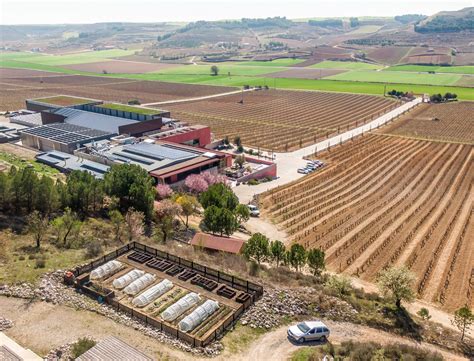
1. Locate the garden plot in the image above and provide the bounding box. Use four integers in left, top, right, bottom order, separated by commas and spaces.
73, 244, 261, 347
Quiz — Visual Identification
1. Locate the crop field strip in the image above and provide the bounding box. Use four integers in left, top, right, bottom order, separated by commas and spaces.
260, 134, 473, 311
382, 102, 474, 145
164, 90, 397, 151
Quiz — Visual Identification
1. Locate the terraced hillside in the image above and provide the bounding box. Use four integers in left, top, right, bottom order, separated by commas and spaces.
260, 134, 473, 311
164, 90, 398, 151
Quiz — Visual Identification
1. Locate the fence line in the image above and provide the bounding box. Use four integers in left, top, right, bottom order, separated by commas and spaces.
73, 241, 262, 347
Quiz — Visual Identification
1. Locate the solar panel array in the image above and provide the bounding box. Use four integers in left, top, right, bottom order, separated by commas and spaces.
21, 123, 113, 145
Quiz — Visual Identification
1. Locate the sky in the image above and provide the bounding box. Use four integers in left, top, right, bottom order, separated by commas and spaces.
1, 0, 471, 25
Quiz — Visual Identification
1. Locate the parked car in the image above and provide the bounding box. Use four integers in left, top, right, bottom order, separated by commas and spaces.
297, 168, 310, 174
247, 204, 260, 217
287, 321, 330, 343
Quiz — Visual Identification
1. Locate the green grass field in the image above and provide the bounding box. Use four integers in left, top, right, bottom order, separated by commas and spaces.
310, 60, 383, 70
236, 58, 305, 67
327, 70, 463, 86
386, 64, 474, 75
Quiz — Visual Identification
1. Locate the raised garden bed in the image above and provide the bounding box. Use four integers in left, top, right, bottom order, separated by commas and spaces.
217, 285, 237, 299
127, 251, 153, 264
191, 274, 218, 291
146, 258, 172, 272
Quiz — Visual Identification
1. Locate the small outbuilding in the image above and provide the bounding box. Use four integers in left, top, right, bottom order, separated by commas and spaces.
190, 233, 246, 254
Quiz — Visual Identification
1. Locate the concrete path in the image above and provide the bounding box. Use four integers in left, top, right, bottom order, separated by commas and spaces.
141, 88, 255, 106
234, 97, 422, 205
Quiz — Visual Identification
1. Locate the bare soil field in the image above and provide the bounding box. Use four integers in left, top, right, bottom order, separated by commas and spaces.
293, 46, 353, 67
265, 68, 345, 79
62, 60, 180, 74
401, 47, 452, 65
0, 73, 235, 111
260, 134, 473, 311
383, 102, 474, 144
0, 68, 64, 78
454, 53, 474, 66
366, 46, 412, 65
163, 90, 397, 151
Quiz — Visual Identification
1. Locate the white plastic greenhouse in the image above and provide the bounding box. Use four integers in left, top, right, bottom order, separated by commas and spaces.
132, 279, 173, 307
178, 300, 219, 332
161, 292, 201, 322
123, 273, 156, 296
90, 260, 123, 280
112, 269, 145, 289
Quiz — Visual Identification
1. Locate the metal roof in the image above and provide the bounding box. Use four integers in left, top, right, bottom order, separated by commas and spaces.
20, 123, 113, 145
10, 113, 42, 127
76, 336, 152, 361
53, 108, 138, 134
36, 151, 110, 178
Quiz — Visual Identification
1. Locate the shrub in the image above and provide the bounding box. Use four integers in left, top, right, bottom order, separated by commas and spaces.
71, 337, 96, 359
85, 241, 103, 258
18, 255, 25, 261
247, 179, 259, 185
35, 255, 46, 268
28, 254, 36, 260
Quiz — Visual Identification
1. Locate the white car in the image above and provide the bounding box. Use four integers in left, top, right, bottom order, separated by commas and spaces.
297, 168, 310, 174
287, 321, 330, 343
247, 204, 260, 217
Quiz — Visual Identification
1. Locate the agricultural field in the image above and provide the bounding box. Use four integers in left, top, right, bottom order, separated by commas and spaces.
386, 65, 474, 75
366, 46, 413, 65
310, 60, 383, 70
327, 70, 465, 86
260, 134, 473, 311
163, 89, 397, 151
62, 60, 180, 74
383, 102, 474, 144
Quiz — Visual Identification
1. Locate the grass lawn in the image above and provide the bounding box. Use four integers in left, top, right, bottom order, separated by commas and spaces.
386, 64, 474, 75
98, 103, 161, 115
236, 58, 305, 67
310, 60, 383, 70
0, 151, 60, 177
221, 323, 267, 354
327, 70, 463, 86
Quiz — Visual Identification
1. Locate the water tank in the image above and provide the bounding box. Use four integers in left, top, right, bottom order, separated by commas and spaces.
161, 292, 200, 322
123, 273, 155, 296
90, 260, 122, 280
132, 279, 173, 307
112, 269, 145, 289
178, 300, 219, 332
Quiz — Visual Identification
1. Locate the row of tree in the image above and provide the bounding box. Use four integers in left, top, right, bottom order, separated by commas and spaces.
242, 233, 326, 275
430, 93, 457, 103
0, 164, 156, 219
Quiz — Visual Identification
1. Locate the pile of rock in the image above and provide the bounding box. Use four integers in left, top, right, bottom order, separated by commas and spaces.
0, 317, 13, 331
45, 342, 73, 361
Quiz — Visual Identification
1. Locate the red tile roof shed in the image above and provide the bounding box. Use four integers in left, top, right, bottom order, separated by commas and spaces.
190, 233, 246, 254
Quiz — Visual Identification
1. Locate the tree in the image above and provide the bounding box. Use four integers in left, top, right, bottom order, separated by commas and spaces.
307, 248, 325, 276
325, 275, 352, 296
199, 183, 239, 210
124, 208, 145, 242
288, 243, 306, 271
210, 65, 219, 76
242, 233, 270, 265
35, 175, 59, 215
26, 211, 49, 248
174, 194, 199, 229
108, 209, 124, 243
20, 167, 39, 213
452, 306, 473, 342
376, 266, 415, 309
235, 154, 245, 169
63, 170, 104, 215
234, 204, 250, 226
154, 200, 181, 242
185, 174, 209, 194
233, 136, 242, 147
104, 164, 155, 219
270, 240, 285, 267
156, 184, 173, 200
417, 308, 431, 321
203, 205, 237, 236
223, 136, 230, 145
50, 208, 82, 247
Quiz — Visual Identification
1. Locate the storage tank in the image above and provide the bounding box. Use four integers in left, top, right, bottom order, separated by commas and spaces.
161, 292, 200, 322
90, 260, 122, 280
132, 279, 173, 307
112, 269, 145, 289
123, 273, 155, 296
178, 300, 219, 332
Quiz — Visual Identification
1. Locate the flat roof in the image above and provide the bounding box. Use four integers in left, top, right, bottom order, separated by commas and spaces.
54, 108, 138, 134
150, 155, 217, 178
29, 95, 101, 107
97, 103, 164, 115
20, 123, 113, 145
105, 142, 200, 172
36, 150, 110, 178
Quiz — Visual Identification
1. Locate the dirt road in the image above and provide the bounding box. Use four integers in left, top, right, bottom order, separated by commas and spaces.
1, 296, 468, 361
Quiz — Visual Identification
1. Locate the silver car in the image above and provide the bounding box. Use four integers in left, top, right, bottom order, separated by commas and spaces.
287, 321, 330, 343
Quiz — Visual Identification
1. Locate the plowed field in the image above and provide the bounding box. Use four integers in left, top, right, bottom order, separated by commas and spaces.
164, 90, 397, 151
260, 134, 473, 311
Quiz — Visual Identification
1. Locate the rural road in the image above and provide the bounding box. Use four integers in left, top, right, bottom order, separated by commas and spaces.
233, 97, 422, 204
141, 88, 256, 106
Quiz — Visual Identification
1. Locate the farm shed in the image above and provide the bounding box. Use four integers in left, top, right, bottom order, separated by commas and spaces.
76, 336, 152, 361
190, 233, 246, 254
